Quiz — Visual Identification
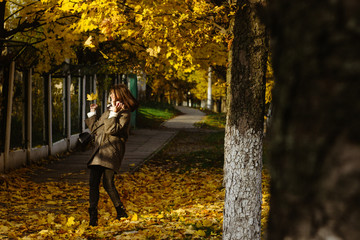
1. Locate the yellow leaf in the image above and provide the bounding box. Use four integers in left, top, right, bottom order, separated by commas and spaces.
59, 1, 74, 12
134, 5, 142, 12
157, 214, 164, 219
184, 229, 195, 235
37, 216, 47, 225
146, 46, 161, 57
196, 230, 206, 237
66, 216, 75, 226
99, 50, 109, 59
47, 213, 55, 224
38, 229, 49, 235
0, 225, 9, 234
87, 92, 98, 101
75, 225, 86, 235
131, 213, 138, 221
202, 219, 214, 227
84, 36, 95, 48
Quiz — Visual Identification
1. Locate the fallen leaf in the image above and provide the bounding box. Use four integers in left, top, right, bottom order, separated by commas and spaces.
66, 216, 75, 226
131, 213, 138, 221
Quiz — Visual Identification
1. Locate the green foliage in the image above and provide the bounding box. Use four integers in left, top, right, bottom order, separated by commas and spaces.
136, 101, 181, 128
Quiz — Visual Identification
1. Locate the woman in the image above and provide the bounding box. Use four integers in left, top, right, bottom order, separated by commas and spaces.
85, 84, 138, 226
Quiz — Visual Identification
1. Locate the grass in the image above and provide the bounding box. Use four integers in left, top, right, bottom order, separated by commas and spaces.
136, 101, 181, 128
136, 102, 226, 130
194, 112, 226, 129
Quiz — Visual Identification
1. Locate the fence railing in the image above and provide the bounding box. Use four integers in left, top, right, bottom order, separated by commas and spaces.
0, 61, 141, 173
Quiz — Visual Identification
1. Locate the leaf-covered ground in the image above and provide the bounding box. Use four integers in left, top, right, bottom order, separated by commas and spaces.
0, 130, 270, 239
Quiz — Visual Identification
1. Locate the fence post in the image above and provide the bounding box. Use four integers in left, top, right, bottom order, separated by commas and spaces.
103, 74, 109, 113
25, 68, 32, 164
4, 61, 15, 172
43, 74, 53, 155
78, 70, 82, 132
81, 75, 86, 132
65, 73, 71, 150
93, 74, 97, 98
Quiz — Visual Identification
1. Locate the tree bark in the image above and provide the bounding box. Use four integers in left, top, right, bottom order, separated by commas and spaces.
223, 0, 268, 239
267, 0, 360, 239
0, 1, 6, 51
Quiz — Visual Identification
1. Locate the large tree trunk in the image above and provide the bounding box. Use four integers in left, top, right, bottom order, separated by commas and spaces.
267, 1, 360, 239
223, 0, 268, 239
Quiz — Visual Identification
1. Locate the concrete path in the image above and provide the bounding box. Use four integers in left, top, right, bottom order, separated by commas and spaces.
30, 129, 177, 183
29, 106, 205, 183
161, 106, 206, 129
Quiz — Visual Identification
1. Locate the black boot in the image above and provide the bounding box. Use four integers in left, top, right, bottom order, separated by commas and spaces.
88, 207, 98, 226
115, 205, 128, 219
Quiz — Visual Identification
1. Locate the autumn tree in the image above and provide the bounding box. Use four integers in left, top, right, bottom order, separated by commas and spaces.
0, 0, 91, 70
50, 0, 229, 101
223, 0, 268, 239
266, 0, 360, 239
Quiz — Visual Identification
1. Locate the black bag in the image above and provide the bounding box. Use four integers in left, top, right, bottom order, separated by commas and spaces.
78, 132, 94, 147
78, 123, 104, 149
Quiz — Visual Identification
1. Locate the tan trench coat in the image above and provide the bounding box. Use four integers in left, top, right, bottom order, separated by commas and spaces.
85, 109, 131, 173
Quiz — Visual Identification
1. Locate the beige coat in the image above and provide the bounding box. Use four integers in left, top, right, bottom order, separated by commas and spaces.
85, 109, 131, 173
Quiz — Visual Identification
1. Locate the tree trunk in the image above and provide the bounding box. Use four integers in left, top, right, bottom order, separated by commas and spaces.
223, 0, 268, 239
0, 1, 6, 51
267, 1, 360, 239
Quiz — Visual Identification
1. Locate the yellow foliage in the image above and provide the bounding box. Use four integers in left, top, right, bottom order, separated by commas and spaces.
17, 0, 229, 88
266, 55, 275, 104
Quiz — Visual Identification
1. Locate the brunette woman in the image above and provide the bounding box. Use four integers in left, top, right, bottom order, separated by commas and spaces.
85, 84, 138, 226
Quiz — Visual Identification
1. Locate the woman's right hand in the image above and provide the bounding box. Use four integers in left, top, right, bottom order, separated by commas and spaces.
90, 104, 98, 112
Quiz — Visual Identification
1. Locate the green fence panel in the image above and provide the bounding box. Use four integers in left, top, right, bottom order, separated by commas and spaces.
127, 74, 137, 128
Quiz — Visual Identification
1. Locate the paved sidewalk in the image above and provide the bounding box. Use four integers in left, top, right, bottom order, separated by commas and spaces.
30, 129, 177, 183
29, 106, 204, 183
161, 106, 206, 129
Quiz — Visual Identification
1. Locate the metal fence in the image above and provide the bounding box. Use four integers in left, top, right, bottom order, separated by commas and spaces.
0, 61, 140, 173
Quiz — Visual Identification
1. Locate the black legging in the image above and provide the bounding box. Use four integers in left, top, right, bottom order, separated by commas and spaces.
89, 166, 122, 209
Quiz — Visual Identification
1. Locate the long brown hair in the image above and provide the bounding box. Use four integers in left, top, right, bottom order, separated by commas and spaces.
110, 84, 139, 112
